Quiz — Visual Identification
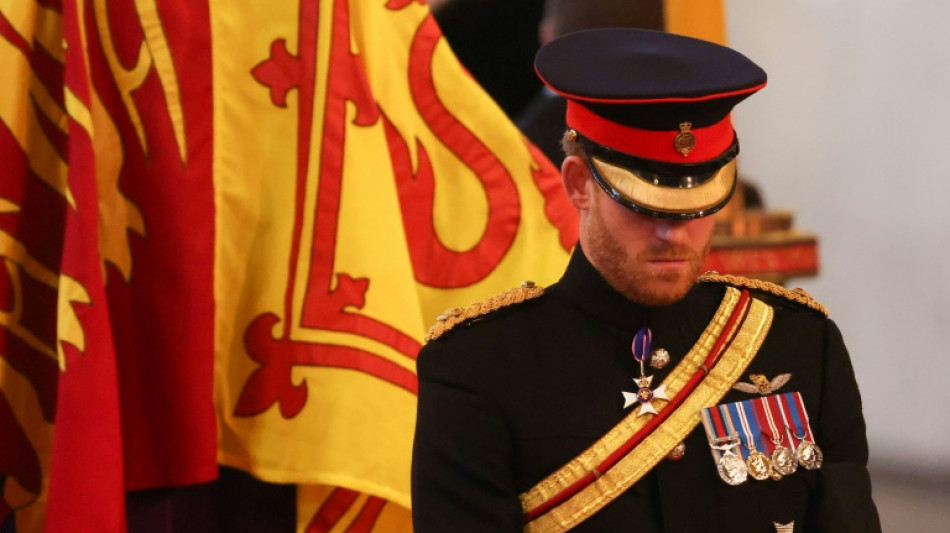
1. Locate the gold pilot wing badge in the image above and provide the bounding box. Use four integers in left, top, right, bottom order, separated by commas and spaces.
732, 373, 791, 395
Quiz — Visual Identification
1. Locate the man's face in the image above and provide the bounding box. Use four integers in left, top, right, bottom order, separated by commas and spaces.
583, 184, 715, 307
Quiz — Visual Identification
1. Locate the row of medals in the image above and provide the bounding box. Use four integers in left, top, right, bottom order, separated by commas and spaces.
650, 342, 823, 485
645, 344, 822, 484
711, 433, 823, 485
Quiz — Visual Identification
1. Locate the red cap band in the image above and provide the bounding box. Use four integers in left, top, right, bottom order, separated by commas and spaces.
566, 101, 735, 164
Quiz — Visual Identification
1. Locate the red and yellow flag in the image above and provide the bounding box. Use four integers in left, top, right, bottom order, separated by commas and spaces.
1, 0, 575, 531
3, 0, 218, 529
214, 0, 575, 527
664, 0, 726, 44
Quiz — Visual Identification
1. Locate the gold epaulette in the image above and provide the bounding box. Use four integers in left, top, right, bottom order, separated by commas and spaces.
697, 272, 828, 317
425, 281, 545, 342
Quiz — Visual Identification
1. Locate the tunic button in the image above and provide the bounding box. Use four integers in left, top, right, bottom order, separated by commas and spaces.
667, 441, 686, 460
650, 348, 671, 369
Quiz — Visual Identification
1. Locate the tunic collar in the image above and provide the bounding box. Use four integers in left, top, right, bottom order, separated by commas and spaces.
550, 246, 649, 332
549, 246, 723, 346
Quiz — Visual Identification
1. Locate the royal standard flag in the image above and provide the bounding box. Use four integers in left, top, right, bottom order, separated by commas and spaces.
1, 0, 576, 530
214, 0, 575, 528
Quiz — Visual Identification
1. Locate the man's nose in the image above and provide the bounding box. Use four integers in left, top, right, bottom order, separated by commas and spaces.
654, 219, 689, 242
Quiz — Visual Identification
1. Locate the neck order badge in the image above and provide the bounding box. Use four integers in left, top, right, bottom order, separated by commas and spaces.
622, 328, 670, 415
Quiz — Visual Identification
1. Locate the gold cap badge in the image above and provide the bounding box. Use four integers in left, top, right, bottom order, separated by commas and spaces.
674, 122, 695, 157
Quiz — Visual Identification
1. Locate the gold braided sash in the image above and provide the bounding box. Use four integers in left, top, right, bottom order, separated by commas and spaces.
520, 288, 774, 533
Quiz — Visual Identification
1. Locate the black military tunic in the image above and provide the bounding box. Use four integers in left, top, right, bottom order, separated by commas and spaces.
411, 249, 880, 532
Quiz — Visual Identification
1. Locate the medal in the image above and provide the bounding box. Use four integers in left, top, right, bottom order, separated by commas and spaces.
718, 449, 748, 485
746, 450, 772, 481
796, 440, 823, 470
780, 393, 824, 470
769, 444, 797, 477
712, 436, 748, 485
758, 394, 798, 477
621, 328, 668, 416
701, 406, 749, 485
622, 374, 669, 415
731, 401, 772, 481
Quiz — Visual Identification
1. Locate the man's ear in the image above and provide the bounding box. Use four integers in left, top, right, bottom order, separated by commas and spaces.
538, 16, 555, 46
561, 155, 593, 211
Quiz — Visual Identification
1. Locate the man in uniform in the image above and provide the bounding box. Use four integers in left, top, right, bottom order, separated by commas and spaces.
411, 29, 880, 532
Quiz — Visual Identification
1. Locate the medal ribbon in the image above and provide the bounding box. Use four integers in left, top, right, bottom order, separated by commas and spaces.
731, 400, 766, 457
700, 408, 725, 462
779, 392, 814, 443
744, 399, 770, 452
773, 393, 799, 448
702, 398, 769, 463
717, 404, 742, 457
631, 327, 653, 383
771, 394, 798, 447
756, 394, 790, 454
632, 327, 652, 363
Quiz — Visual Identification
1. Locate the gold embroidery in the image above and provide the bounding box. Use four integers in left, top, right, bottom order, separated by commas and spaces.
424, 282, 544, 342
93, 0, 188, 162
732, 373, 792, 395
523, 293, 774, 533
698, 272, 828, 317
774, 521, 795, 532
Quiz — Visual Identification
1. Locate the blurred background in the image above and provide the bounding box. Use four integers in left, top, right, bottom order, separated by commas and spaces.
726, 2, 950, 527
433, 0, 950, 529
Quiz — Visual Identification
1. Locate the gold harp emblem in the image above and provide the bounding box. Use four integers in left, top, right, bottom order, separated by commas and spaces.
674, 122, 696, 156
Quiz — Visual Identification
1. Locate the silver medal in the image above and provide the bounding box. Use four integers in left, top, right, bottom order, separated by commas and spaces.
717, 449, 749, 486
796, 440, 823, 470
770, 443, 798, 476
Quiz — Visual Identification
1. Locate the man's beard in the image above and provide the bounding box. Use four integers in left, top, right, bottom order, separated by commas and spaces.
585, 208, 710, 307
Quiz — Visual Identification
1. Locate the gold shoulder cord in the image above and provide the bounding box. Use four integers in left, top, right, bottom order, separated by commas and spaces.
425, 281, 545, 342
697, 272, 829, 317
